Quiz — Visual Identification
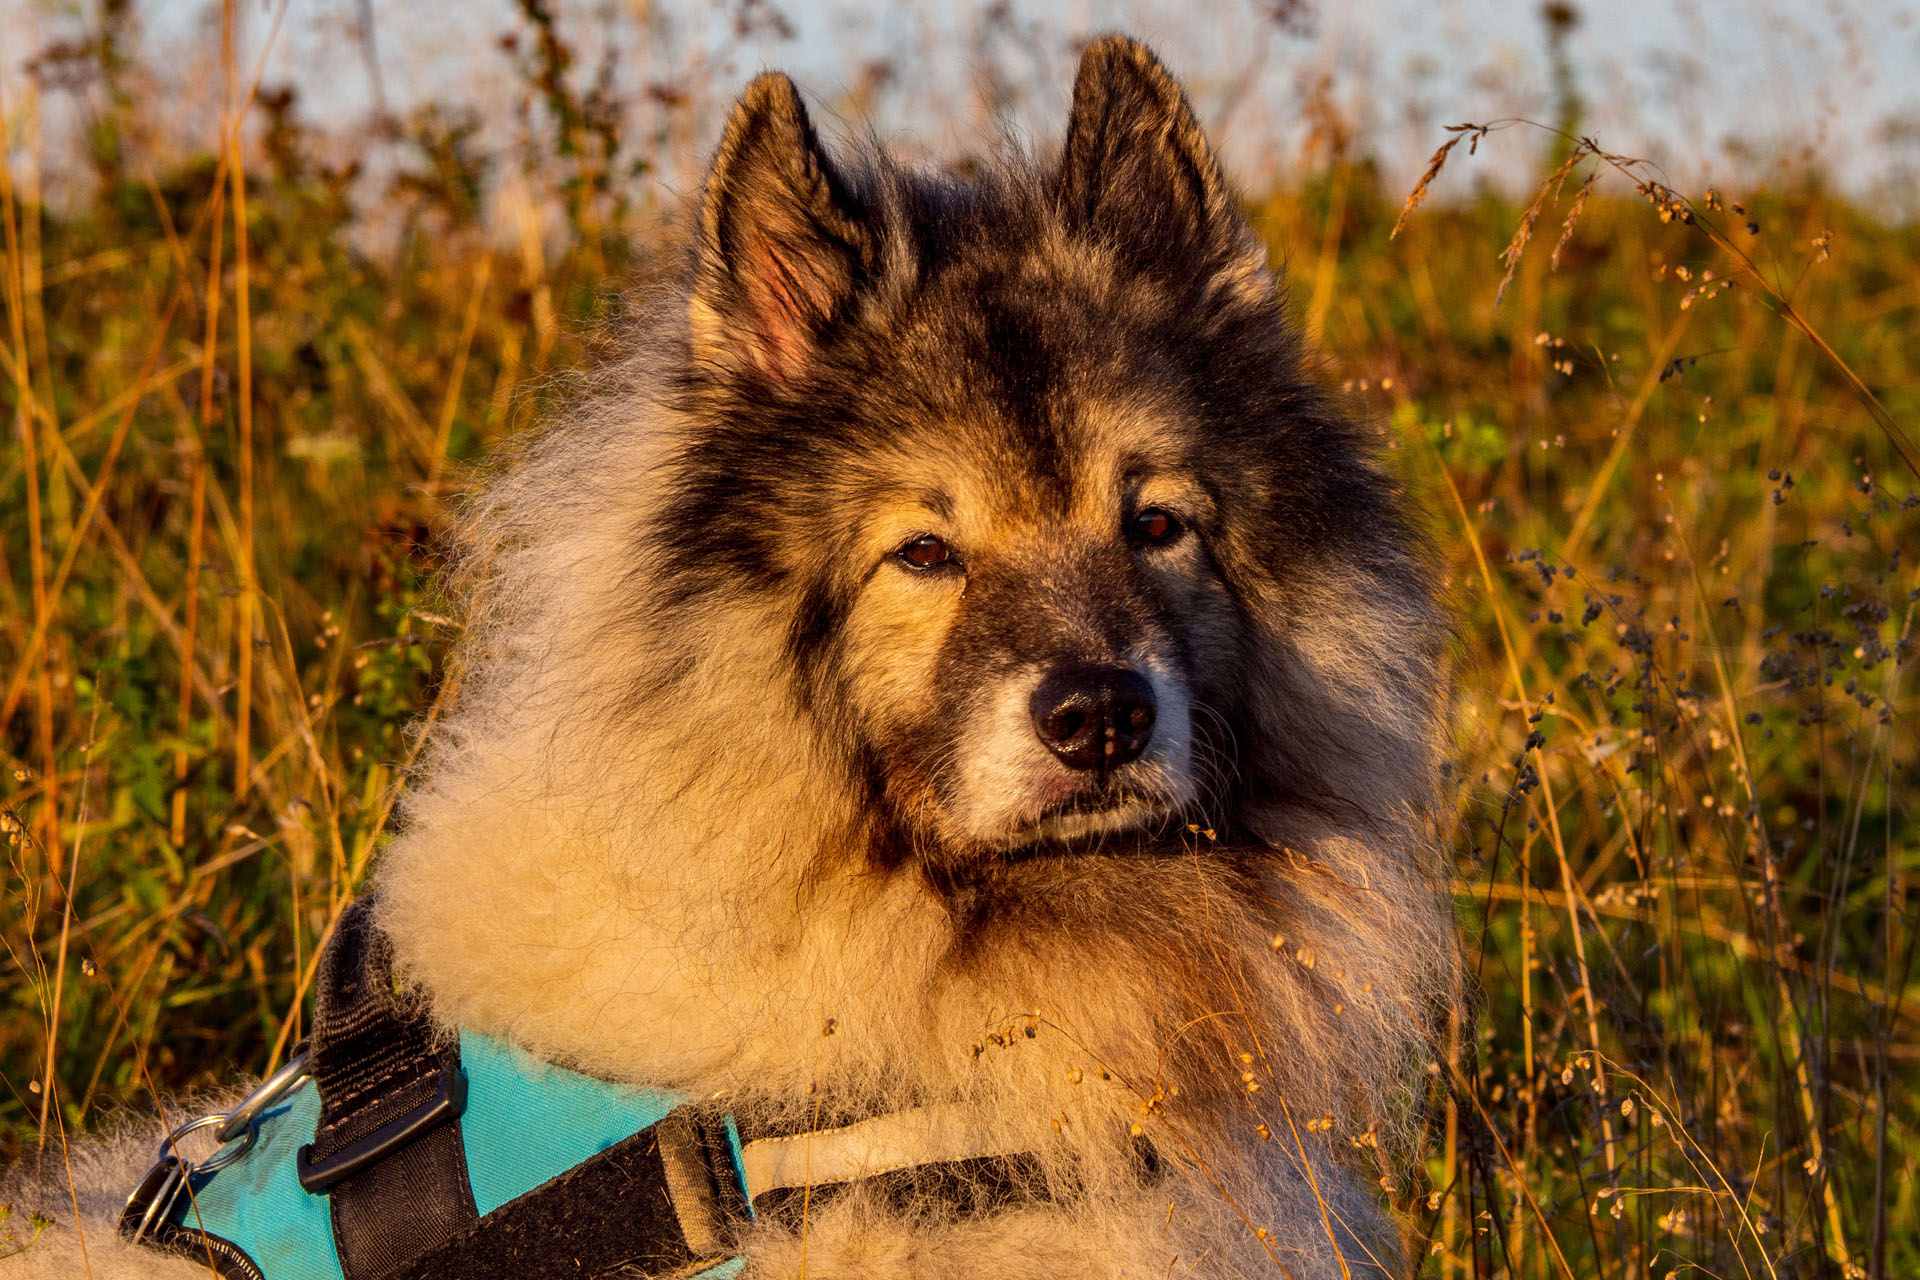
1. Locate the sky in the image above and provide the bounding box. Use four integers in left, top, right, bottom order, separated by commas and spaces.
4, 0, 1918, 212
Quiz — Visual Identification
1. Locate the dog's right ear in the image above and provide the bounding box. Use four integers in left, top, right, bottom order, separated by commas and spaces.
1058, 36, 1267, 294
692, 74, 872, 383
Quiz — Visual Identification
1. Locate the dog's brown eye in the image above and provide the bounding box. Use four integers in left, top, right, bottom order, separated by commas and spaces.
1131, 508, 1180, 544
898, 534, 954, 569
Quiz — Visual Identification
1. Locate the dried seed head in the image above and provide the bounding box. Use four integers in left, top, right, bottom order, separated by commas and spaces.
1391, 134, 1464, 241
1496, 146, 1587, 306
1550, 169, 1597, 271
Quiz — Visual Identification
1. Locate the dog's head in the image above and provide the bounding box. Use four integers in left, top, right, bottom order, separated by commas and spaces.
663, 38, 1437, 878
386, 42, 1453, 1175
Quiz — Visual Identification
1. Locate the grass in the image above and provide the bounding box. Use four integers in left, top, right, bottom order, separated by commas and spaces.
2, 4, 1916, 1276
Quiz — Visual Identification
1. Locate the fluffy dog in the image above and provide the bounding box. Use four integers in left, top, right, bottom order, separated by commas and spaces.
5, 35, 1456, 1279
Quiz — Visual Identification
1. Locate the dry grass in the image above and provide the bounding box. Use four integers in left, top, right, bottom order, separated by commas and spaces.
2, 4, 1916, 1277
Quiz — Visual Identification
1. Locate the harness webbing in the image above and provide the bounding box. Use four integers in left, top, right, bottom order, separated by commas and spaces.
384, 1115, 736, 1280
303, 901, 478, 1277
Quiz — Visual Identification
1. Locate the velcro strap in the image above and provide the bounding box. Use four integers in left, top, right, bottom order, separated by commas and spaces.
736, 1104, 1084, 1230
736, 1108, 1163, 1229
750, 1151, 1052, 1228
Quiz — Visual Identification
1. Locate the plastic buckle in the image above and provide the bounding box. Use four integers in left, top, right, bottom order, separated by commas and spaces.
296, 1060, 467, 1194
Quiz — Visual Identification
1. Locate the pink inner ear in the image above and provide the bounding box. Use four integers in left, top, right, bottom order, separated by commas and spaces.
736, 221, 846, 383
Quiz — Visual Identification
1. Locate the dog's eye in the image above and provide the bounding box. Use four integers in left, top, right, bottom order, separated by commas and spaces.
898, 534, 955, 569
1130, 507, 1181, 544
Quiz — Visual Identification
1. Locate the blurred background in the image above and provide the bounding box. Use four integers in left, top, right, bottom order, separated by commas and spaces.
1, 1, 1915, 1277
8, 1, 1920, 216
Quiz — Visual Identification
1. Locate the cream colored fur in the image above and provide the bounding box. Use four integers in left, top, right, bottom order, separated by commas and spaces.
372, 331, 1452, 1276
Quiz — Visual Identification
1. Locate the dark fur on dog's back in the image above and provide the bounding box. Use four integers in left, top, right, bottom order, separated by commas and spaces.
6, 36, 1458, 1280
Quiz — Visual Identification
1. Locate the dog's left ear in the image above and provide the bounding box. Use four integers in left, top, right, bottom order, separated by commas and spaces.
693, 73, 874, 382
1058, 37, 1267, 292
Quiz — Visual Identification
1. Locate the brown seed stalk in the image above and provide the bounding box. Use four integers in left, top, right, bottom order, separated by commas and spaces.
1550, 168, 1597, 272
1391, 135, 1463, 241
1495, 146, 1588, 307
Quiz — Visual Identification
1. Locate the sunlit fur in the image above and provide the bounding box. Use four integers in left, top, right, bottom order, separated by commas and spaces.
3, 36, 1457, 1280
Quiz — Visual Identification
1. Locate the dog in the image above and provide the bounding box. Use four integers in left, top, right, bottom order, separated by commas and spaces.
4, 35, 1457, 1279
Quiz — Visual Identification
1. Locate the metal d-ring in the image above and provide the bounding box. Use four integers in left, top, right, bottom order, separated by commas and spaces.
160, 1111, 257, 1174
215, 1049, 311, 1145
122, 1051, 311, 1245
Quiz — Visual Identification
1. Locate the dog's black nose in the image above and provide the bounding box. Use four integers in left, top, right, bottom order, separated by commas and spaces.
1030, 665, 1156, 773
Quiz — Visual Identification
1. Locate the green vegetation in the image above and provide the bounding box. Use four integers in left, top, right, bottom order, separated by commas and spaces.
3, 8, 1914, 1277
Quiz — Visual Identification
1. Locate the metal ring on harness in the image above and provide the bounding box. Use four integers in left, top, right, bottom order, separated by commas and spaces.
123, 1156, 186, 1246
161, 1111, 257, 1174
120, 1054, 309, 1247
123, 1112, 260, 1246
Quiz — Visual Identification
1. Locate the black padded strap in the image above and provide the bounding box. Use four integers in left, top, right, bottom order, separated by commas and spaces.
386, 1113, 739, 1280
304, 896, 478, 1279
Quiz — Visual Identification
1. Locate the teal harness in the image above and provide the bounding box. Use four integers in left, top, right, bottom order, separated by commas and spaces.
122, 900, 760, 1280
124, 898, 1064, 1280
127, 1031, 748, 1280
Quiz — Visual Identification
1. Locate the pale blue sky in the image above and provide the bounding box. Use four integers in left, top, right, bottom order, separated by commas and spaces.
5, 0, 1918, 210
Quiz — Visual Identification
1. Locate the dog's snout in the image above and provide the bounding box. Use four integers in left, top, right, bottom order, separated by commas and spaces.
1029, 665, 1157, 773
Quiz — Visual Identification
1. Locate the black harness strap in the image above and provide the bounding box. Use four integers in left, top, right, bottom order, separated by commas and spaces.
743, 1136, 1159, 1229
385, 1115, 739, 1280
301, 897, 478, 1279
122, 900, 1149, 1279
294, 898, 744, 1280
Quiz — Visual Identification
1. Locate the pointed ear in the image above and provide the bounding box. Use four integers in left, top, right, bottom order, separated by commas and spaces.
1058, 37, 1264, 289
692, 74, 873, 382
